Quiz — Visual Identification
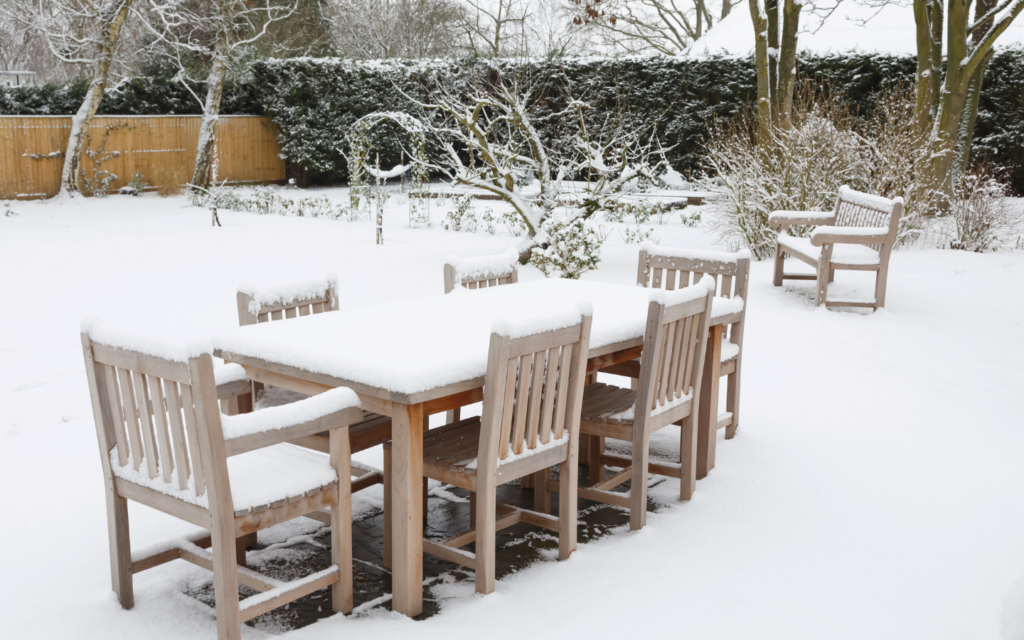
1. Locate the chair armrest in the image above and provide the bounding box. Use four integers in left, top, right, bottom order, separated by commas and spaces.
810, 226, 889, 247
768, 210, 836, 230
215, 363, 250, 399
222, 387, 362, 456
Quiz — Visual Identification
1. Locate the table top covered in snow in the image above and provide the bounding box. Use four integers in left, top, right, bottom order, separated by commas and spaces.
214, 279, 656, 402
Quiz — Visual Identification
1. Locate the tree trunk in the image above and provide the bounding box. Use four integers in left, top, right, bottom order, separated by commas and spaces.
766, 0, 779, 110
749, 0, 772, 142
956, 0, 996, 174
191, 50, 228, 191
58, 0, 134, 198
777, 0, 800, 115
913, 0, 943, 141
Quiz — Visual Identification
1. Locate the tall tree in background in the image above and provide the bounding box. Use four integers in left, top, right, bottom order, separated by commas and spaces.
145, 0, 296, 190
462, 0, 531, 56
1, 0, 136, 197
328, 0, 466, 59
912, 0, 1024, 205
747, 0, 800, 139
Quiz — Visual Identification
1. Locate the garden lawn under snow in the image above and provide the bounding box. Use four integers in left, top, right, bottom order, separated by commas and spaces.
1, 188, 1023, 639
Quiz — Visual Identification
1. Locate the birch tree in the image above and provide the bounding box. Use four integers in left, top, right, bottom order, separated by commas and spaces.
145, 0, 295, 191
1, 0, 136, 197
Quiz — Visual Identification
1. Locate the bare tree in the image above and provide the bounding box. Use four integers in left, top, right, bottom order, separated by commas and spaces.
327, 0, 466, 59
144, 0, 296, 190
462, 0, 532, 56
1, 0, 137, 197
567, 0, 720, 55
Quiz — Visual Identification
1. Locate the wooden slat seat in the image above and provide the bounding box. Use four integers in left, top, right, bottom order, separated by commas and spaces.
770, 186, 904, 309
777, 232, 881, 267
580, 382, 637, 425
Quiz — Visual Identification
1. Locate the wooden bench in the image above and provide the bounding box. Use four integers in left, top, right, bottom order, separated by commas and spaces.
82, 322, 364, 639
769, 186, 904, 309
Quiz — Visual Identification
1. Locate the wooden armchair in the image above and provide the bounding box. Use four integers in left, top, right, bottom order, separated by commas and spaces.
222, 276, 391, 495
81, 321, 364, 640
632, 244, 749, 478
383, 304, 592, 594
576, 276, 715, 531
769, 186, 904, 309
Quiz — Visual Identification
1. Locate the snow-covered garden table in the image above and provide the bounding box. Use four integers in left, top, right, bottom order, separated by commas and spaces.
212, 279, 655, 616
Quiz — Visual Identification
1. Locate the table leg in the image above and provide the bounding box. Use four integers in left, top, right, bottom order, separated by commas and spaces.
390, 402, 424, 617
697, 324, 723, 479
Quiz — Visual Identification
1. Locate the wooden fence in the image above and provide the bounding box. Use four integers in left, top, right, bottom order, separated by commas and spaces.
0, 115, 286, 200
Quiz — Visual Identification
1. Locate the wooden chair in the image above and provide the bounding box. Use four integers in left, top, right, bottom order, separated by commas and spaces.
442, 249, 519, 426
629, 244, 750, 478
576, 276, 715, 531
769, 186, 904, 309
442, 248, 519, 294
81, 322, 364, 640
221, 276, 392, 495
383, 305, 592, 594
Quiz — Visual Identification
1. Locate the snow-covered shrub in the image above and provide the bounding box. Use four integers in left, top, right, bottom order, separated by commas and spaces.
621, 226, 659, 244
700, 88, 871, 259
501, 210, 528, 236
531, 216, 604, 279
945, 167, 1020, 252
79, 123, 127, 198
679, 210, 701, 227
442, 195, 477, 232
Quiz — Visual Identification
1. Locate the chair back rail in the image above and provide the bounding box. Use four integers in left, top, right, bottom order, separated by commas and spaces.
638, 246, 750, 347
476, 316, 592, 474
636, 290, 713, 425
85, 336, 216, 498
443, 251, 520, 294
237, 279, 339, 326
832, 187, 904, 251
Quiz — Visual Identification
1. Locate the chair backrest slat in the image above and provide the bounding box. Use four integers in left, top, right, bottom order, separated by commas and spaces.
237, 276, 338, 326
150, 375, 174, 483
833, 186, 904, 252
116, 368, 144, 471
178, 384, 206, 497
162, 378, 192, 491
131, 370, 160, 479
444, 250, 520, 294
476, 314, 591, 470
102, 364, 130, 467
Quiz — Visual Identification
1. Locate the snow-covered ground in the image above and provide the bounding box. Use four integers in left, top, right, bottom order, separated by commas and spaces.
2, 188, 1023, 639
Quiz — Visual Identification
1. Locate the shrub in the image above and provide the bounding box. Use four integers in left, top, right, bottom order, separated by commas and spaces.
531, 215, 604, 279
945, 167, 1020, 252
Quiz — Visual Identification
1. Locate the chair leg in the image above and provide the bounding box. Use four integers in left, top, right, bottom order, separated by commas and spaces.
816, 249, 833, 307
106, 487, 134, 609
445, 407, 461, 425
330, 428, 353, 614
578, 433, 590, 466
521, 473, 534, 489
558, 459, 578, 560
422, 477, 429, 529
469, 491, 476, 523
697, 324, 722, 479
475, 478, 497, 594
220, 397, 239, 416
588, 435, 604, 485
725, 359, 741, 440
234, 534, 255, 567
629, 424, 650, 531
211, 524, 241, 640
382, 447, 391, 570
874, 264, 889, 309
773, 243, 785, 286
533, 468, 550, 514
236, 390, 253, 414
828, 268, 835, 283
679, 414, 697, 501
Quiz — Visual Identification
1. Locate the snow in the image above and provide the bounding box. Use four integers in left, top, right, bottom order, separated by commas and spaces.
445, 247, 519, 283
238, 274, 338, 316
691, 0, 1024, 56
213, 362, 248, 386
491, 299, 592, 340
220, 387, 360, 442
768, 210, 835, 224
214, 279, 650, 396
838, 185, 900, 211
642, 241, 751, 263
2, 188, 1024, 639
810, 225, 890, 239
608, 390, 694, 422
648, 273, 717, 306
82, 317, 212, 362
779, 232, 881, 265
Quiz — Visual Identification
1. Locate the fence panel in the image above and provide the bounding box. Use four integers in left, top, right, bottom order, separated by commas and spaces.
0, 115, 286, 200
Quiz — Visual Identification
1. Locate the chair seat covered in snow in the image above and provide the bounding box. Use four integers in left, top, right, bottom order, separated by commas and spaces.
219, 275, 392, 496
769, 186, 904, 309
603, 244, 750, 481
574, 277, 715, 531
382, 303, 592, 595
81, 321, 364, 640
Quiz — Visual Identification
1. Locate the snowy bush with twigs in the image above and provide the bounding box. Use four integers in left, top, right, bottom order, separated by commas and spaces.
944, 167, 1021, 252
530, 215, 604, 279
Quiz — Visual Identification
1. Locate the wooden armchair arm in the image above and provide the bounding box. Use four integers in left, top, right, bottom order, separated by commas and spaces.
215, 363, 250, 399
222, 387, 362, 456
768, 210, 836, 230
810, 226, 889, 247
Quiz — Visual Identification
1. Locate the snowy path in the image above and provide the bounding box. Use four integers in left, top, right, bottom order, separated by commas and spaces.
1, 194, 1022, 639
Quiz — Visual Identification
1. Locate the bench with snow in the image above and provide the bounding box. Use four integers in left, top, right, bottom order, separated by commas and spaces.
81, 322, 364, 640
769, 186, 904, 310
217, 275, 391, 495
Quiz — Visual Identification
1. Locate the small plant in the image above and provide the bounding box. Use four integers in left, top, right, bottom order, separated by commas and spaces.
155, 165, 187, 197
945, 167, 1019, 252
479, 208, 497, 235
621, 226, 660, 244
531, 216, 604, 279
501, 210, 528, 236
79, 123, 129, 198
3, 202, 16, 217
680, 210, 701, 227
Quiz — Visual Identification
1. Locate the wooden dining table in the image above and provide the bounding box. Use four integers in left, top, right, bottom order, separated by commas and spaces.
212, 278, 733, 617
